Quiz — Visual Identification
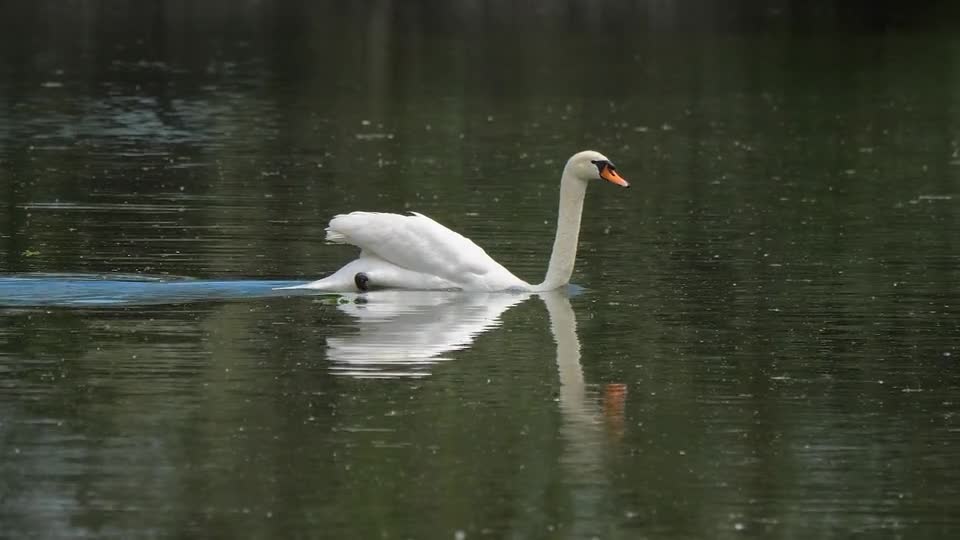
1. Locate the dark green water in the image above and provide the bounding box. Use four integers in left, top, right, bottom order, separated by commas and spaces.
2, 2, 960, 538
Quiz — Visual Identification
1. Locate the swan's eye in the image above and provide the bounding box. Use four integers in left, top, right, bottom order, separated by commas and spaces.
591, 159, 614, 176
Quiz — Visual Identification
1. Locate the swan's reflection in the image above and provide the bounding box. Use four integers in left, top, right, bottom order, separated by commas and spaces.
540, 291, 625, 537
328, 291, 624, 439
329, 289, 624, 533
327, 291, 532, 378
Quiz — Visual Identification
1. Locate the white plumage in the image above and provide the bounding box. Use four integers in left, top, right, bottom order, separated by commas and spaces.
285, 150, 629, 292
330, 212, 519, 286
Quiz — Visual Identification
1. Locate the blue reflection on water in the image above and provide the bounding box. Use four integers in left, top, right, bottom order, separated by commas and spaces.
0, 274, 310, 307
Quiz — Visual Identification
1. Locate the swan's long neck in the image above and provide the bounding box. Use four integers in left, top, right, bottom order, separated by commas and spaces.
535, 168, 588, 292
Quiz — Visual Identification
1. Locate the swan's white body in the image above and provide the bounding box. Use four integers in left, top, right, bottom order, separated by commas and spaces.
289, 150, 628, 292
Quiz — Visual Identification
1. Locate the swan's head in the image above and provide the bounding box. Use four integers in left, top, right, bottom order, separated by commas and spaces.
564, 150, 629, 187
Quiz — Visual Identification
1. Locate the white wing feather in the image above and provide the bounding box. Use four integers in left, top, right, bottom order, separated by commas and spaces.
325, 211, 517, 287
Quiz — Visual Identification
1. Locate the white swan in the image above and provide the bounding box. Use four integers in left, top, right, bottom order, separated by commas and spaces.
289, 150, 628, 292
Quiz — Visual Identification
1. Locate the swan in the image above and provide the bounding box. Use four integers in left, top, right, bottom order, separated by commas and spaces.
287, 150, 629, 292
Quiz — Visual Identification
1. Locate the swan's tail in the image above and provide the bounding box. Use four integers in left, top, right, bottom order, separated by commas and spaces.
276, 226, 346, 290
325, 229, 347, 243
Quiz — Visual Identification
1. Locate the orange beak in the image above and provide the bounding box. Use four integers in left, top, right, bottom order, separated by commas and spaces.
600, 164, 629, 187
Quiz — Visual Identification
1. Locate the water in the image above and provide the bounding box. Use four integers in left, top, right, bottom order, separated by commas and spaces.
2, 2, 960, 538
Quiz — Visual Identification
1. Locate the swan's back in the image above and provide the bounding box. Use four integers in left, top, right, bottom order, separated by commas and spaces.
325, 211, 526, 290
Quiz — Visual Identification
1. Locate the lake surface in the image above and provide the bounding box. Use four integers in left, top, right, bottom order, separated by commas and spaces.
2, 2, 960, 538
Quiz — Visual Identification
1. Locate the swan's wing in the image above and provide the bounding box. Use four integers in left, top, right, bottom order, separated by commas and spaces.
326, 212, 517, 286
